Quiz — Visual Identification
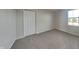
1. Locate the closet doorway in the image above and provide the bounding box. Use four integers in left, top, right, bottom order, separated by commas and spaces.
24, 10, 36, 36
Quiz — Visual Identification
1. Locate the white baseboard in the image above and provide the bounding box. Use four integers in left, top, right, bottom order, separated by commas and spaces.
56, 28, 79, 37
36, 28, 55, 34
16, 36, 26, 40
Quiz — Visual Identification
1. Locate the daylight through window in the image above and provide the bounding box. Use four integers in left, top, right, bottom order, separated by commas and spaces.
68, 10, 79, 26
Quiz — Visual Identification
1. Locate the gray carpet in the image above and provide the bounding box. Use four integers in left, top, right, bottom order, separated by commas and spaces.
11, 30, 79, 49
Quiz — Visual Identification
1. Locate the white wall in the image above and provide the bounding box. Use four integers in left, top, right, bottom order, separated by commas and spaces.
55, 10, 79, 36
0, 9, 16, 49
16, 10, 24, 39
36, 10, 55, 33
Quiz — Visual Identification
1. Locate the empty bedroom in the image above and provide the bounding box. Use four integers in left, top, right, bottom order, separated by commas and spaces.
1, 0, 79, 59
11, 9, 79, 49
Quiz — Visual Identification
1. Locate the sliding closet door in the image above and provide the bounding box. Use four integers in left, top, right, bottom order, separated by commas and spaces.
24, 11, 35, 36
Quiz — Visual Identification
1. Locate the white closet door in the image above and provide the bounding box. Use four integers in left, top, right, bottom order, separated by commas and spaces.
24, 11, 35, 36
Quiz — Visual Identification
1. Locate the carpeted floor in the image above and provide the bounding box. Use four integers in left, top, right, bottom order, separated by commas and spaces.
11, 30, 79, 49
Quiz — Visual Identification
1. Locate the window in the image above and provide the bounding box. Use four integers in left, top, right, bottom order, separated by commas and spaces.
68, 10, 79, 26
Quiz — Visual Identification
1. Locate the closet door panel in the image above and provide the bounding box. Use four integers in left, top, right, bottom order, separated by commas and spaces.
24, 11, 35, 36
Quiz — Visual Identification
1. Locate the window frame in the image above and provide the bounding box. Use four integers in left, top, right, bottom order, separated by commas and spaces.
68, 10, 79, 26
